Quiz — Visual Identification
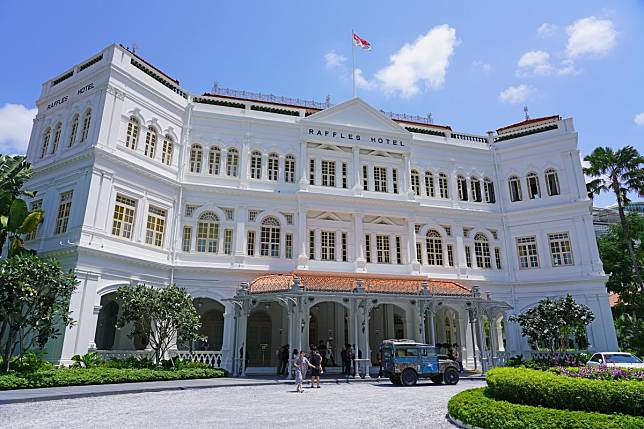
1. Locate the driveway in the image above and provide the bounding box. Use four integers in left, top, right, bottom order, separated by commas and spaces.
2, 379, 484, 428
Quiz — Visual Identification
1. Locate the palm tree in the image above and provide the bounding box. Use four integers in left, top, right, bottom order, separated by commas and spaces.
584, 146, 644, 288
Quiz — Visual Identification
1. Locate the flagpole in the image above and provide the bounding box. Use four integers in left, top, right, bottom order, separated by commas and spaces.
351, 29, 356, 98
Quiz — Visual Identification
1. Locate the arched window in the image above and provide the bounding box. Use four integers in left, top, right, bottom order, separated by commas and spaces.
227, 148, 239, 177
424, 171, 435, 197
40, 127, 51, 158
51, 122, 62, 154
68, 114, 79, 147
144, 126, 157, 159
284, 154, 296, 183
125, 117, 139, 149
439, 173, 449, 198
250, 151, 262, 179
267, 153, 279, 181
457, 175, 468, 201
80, 109, 91, 143
197, 212, 219, 253
508, 175, 522, 202
208, 147, 221, 175
484, 178, 495, 203
426, 230, 443, 266
474, 233, 491, 268
161, 135, 173, 166
470, 177, 482, 202
190, 144, 203, 173
526, 172, 541, 199
545, 169, 560, 196
411, 170, 420, 196
260, 216, 280, 257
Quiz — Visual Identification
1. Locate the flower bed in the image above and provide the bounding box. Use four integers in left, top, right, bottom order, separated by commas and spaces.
448, 388, 644, 429
554, 365, 644, 381
0, 367, 225, 390
486, 367, 644, 416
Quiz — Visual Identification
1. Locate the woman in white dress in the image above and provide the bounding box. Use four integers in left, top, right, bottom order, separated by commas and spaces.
294, 350, 310, 393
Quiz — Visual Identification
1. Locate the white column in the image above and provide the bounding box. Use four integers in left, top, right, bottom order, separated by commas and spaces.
353, 299, 359, 378
353, 213, 365, 268
386, 166, 393, 193
403, 154, 412, 196
428, 306, 436, 347
363, 302, 371, 378
335, 230, 342, 262
221, 303, 236, 372
408, 220, 419, 270
297, 209, 307, 266
299, 141, 308, 187
352, 146, 361, 191
287, 302, 294, 379
233, 206, 246, 263
60, 272, 100, 364
239, 307, 249, 377
240, 135, 250, 189
418, 302, 426, 343
489, 312, 498, 366
389, 235, 396, 264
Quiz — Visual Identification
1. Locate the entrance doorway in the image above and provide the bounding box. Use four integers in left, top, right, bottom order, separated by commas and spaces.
247, 311, 272, 366
308, 301, 347, 367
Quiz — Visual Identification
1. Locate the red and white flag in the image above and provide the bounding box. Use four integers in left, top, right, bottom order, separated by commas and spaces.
352, 32, 372, 51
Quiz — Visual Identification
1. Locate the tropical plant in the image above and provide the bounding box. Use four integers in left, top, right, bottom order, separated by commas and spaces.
70, 352, 102, 368
614, 312, 644, 358
116, 284, 202, 365
584, 145, 644, 287
509, 295, 595, 353
0, 154, 43, 257
0, 254, 78, 372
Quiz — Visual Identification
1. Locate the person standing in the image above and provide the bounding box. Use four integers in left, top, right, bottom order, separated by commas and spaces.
294, 350, 310, 393
340, 345, 348, 375
326, 338, 336, 367
309, 348, 323, 388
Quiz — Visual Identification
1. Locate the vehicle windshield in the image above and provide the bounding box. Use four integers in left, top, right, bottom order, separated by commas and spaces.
604, 354, 642, 364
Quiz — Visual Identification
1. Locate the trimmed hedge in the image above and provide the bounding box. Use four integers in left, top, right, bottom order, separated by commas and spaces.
486, 367, 644, 416
448, 388, 644, 429
0, 367, 225, 390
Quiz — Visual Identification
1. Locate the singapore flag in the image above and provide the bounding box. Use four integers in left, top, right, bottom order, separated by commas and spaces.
352, 32, 372, 51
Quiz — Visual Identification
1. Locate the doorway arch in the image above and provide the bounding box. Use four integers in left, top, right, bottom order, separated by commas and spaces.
193, 298, 225, 351
247, 310, 272, 366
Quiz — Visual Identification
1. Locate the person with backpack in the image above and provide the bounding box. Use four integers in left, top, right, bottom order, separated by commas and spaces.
309, 348, 323, 388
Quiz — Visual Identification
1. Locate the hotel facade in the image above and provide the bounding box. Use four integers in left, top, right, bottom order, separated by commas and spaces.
23, 44, 618, 374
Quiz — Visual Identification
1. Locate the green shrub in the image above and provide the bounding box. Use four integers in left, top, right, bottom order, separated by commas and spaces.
0, 367, 224, 390
71, 352, 102, 368
486, 367, 644, 416
101, 356, 155, 369
3, 351, 55, 373
448, 388, 644, 429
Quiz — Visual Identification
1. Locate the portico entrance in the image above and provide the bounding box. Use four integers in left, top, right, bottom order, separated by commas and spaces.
232, 272, 512, 377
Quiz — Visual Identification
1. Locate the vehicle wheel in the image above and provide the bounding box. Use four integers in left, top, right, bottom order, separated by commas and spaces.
400, 369, 418, 386
390, 376, 401, 385
430, 375, 443, 384
444, 367, 459, 385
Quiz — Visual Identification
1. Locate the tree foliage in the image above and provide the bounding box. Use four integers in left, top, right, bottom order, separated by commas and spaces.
509, 295, 595, 353
0, 154, 43, 257
584, 145, 644, 287
116, 284, 202, 365
597, 212, 644, 301
0, 254, 78, 372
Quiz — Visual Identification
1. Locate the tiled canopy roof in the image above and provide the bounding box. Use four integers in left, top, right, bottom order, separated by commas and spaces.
247, 272, 471, 296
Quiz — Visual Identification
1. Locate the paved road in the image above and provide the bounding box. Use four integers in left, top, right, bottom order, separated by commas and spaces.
0, 381, 485, 429
2, 379, 484, 428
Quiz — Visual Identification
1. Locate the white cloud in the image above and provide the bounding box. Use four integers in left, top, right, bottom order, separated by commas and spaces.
517, 50, 553, 76
0, 103, 37, 155
375, 25, 457, 98
634, 112, 644, 126
566, 16, 616, 59
472, 60, 491, 73
324, 50, 346, 69
537, 23, 558, 38
354, 68, 376, 90
498, 85, 534, 104
557, 59, 580, 76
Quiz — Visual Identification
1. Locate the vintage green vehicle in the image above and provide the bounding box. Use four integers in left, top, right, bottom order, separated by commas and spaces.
380, 339, 460, 386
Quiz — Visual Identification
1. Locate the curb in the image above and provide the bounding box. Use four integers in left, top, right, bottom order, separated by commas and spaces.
446, 414, 483, 429
0, 376, 485, 405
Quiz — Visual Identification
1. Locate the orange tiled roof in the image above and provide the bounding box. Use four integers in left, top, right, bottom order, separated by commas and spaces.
248, 272, 471, 296
496, 115, 560, 133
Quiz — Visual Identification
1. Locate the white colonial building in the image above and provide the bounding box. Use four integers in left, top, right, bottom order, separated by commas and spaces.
23, 44, 617, 375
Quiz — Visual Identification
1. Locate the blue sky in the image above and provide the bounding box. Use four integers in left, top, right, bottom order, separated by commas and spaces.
0, 0, 642, 207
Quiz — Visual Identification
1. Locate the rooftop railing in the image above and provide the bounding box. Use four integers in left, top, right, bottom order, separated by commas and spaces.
209, 85, 331, 109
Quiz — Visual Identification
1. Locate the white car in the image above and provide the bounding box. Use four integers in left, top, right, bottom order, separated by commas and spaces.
587, 352, 644, 369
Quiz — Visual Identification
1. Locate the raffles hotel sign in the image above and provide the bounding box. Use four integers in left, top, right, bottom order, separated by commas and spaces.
307, 128, 407, 148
